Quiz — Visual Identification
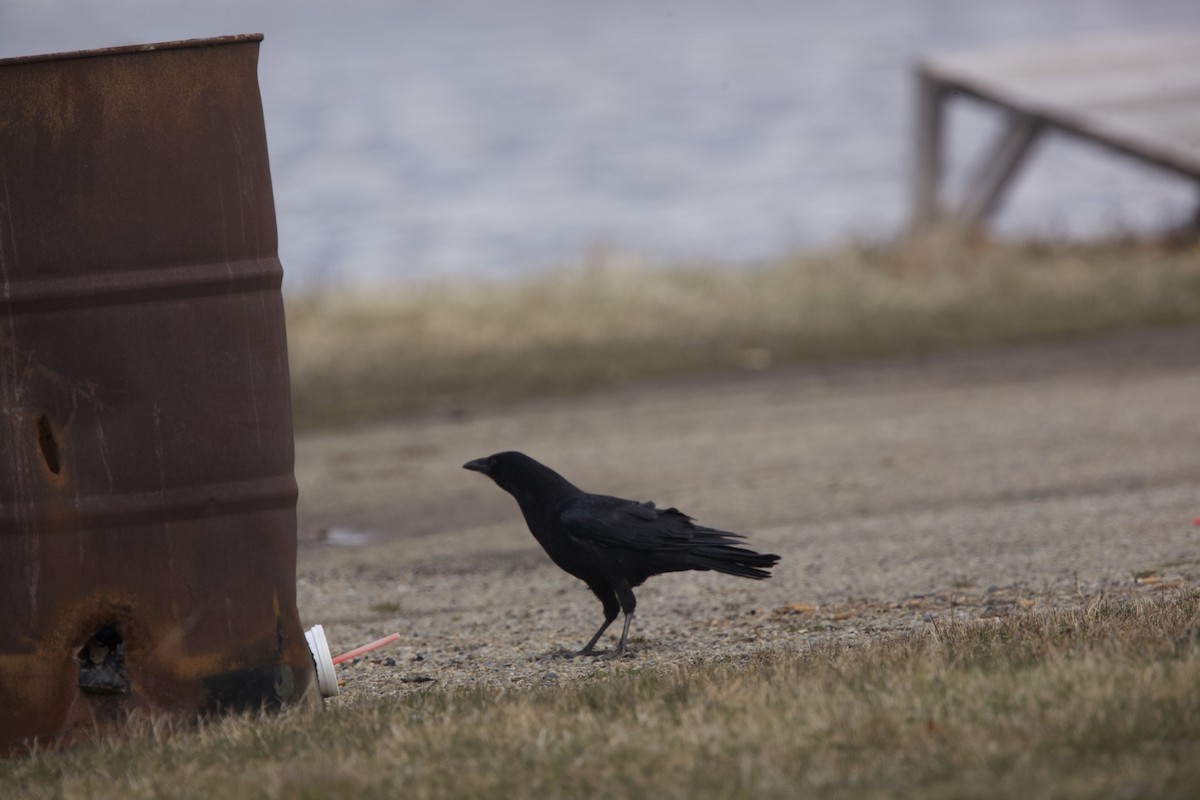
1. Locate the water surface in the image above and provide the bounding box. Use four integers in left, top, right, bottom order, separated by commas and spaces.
4, 1, 1199, 287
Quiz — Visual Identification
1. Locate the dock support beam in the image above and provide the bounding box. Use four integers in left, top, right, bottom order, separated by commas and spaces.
956, 111, 1041, 225
911, 67, 1044, 232
911, 70, 945, 231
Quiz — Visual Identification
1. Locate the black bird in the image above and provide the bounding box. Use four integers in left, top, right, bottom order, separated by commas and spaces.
463, 451, 780, 657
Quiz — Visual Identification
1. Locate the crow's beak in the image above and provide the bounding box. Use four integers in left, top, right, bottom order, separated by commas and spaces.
462, 458, 490, 474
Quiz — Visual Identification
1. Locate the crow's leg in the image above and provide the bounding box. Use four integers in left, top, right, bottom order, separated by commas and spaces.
606, 612, 634, 657
598, 582, 637, 660
574, 616, 616, 657
573, 585, 620, 657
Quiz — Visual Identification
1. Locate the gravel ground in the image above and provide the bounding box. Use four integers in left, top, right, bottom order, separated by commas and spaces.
293, 329, 1200, 702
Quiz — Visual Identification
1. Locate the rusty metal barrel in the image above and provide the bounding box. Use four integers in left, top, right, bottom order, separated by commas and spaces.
0, 34, 316, 755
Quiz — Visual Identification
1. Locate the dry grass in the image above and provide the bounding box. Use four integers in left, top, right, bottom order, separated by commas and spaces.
7, 592, 1200, 799
285, 235, 1200, 429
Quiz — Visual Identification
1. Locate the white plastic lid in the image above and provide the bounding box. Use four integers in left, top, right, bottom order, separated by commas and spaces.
304, 624, 340, 698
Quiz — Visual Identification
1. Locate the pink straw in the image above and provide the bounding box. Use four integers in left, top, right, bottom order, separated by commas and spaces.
332, 632, 401, 665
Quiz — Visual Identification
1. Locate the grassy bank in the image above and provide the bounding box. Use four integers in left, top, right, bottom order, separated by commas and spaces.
285, 235, 1200, 429
7, 592, 1200, 799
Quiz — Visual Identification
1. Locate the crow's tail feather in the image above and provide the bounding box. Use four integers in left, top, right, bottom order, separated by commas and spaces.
684, 526, 779, 579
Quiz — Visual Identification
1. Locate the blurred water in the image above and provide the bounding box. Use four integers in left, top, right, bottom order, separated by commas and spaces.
3, 0, 1199, 288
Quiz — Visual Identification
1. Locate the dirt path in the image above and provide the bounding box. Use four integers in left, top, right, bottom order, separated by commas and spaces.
293, 329, 1200, 700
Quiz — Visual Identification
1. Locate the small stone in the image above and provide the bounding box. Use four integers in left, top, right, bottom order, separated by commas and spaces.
381, 657, 397, 667
542, 671, 559, 682
401, 674, 436, 684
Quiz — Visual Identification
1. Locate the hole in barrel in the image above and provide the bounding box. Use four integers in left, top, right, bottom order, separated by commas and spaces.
37, 415, 61, 475
77, 623, 131, 696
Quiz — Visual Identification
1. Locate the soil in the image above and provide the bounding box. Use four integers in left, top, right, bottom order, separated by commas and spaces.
292, 328, 1200, 703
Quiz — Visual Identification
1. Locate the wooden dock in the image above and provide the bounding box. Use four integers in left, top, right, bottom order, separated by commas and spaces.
912, 32, 1200, 230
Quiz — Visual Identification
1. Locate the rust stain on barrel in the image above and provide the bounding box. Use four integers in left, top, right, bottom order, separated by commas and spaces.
0, 34, 316, 755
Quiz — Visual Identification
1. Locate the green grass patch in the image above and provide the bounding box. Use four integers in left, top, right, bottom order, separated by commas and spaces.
285, 235, 1200, 429
6, 592, 1200, 799
367, 600, 402, 616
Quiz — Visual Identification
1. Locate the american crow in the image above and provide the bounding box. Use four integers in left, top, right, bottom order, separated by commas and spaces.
463, 451, 780, 657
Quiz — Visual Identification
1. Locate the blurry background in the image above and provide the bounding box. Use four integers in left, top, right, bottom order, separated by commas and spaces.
3, 0, 1200, 290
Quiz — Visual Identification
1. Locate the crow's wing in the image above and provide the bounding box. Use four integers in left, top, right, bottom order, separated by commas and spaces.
558, 493, 744, 551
